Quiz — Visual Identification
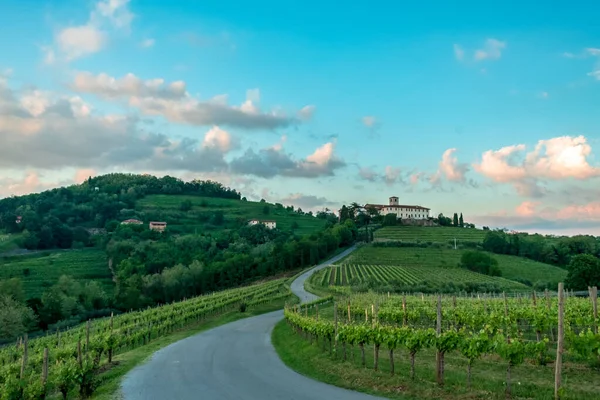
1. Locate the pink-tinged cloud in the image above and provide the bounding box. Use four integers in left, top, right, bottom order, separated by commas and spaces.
515, 201, 540, 217
74, 169, 97, 183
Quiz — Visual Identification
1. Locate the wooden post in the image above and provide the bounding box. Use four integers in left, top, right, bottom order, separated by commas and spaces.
20, 334, 28, 379
436, 294, 443, 386
592, 286, 598, 335
503, 292, 508, 318
554, 282, 565, 400
42, 348, 48, 387
77, 339, 82, 367
334, 302, 339, 355
86, 320, 91, 354
347, 301, 351, 323
532, 291, 537, 306
365, 307, 368, 323
315, 304, 319, 320
402, 295, 407, 326
110, 312, 114, 331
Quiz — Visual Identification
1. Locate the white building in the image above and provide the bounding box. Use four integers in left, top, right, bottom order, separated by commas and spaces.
248, 219, 277, 229
365, 196, 430, 220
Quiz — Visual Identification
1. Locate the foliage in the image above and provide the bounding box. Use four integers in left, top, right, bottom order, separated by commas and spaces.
460, 250, 502, 276
565, 254, 600, 290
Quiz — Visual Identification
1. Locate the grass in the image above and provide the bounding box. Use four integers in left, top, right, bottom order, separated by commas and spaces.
135, 194, 328, 236
89, 295, 298, 400
0, 248, 113, 298
272, 318, 599, 400
334, 246, 567, 288
374, 226, 487, 243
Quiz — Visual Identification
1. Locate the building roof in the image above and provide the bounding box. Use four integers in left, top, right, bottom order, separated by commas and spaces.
364, 203, 430, 211
122, 219, 142, 223
149, 221, 167, 225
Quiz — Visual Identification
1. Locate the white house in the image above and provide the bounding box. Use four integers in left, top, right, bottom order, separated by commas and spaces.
364, 196, 430, 220
248, 219, 277, 229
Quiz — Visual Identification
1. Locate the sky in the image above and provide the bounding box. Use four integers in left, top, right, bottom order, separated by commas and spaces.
1, 0, 600, 236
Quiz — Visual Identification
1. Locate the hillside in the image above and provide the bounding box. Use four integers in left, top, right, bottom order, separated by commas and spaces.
136, 194, 327, 235
0, 248, 113, 299
334, 245, 567, 289
374, 225, 487, 242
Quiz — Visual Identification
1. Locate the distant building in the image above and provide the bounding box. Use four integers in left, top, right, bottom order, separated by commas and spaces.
15, 216, 22, 224
121, 219, 143, 225
365, 196, 431, 220
149, 221, 167, 232
248, 219, 277, 229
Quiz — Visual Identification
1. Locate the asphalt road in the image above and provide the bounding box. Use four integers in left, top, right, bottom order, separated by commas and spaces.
120, 246, 384, 400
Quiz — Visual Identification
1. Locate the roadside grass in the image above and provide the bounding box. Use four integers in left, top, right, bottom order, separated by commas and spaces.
272, 319, 599, 400
136, 194, 327, 236
335, 246, 566, 289
0, 248, 114, 298
89, 296, 298, 400
374, 226, 486, 243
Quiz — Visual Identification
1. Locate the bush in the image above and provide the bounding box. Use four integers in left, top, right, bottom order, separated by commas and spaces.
239, 301, 247, 313
460, 250, 501, 277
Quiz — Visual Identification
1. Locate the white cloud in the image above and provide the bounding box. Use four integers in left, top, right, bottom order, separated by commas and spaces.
453, 44, 464, 61
474, 38, 506, 61
140, 38, 155, 48
473, 135, 600, 196
72, 71, 310, 130
362, 116, 376, 127
44, 0, 133, 64
297, 105, 316, 121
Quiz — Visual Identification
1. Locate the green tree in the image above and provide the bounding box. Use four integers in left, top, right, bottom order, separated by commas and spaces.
0, 295, 37, 340
180, 199, 192, 211
460, 251, 501, 276
565, 254, 600, 290
383, 213, 397, 226
453, 213, 459, 227
262, 205, 270, 215
459, 213, 464, 228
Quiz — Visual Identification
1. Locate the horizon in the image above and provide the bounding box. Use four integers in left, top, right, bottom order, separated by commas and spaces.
1, 0, 599, 236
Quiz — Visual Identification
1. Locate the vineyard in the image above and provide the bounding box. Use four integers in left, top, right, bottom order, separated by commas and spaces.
0, 279, 291, 399
374, 226, 487, 243
311, 264, 528, 291
0, 249, 114, 298
284, 287, 600, 399
333, 246, 567, 287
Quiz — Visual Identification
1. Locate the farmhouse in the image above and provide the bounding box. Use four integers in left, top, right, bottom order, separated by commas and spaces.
365, 196, 431, 220
248, 219, 277, 229
149, 221, 167, 232
121, 219, 143, 225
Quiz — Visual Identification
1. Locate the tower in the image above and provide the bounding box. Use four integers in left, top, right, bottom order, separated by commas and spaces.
389, 196, 399, 206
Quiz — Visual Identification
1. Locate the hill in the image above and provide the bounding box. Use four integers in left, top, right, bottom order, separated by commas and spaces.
374, 225, 487, 243
136, 194, 327, 236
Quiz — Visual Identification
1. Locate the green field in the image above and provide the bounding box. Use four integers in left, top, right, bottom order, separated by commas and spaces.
0, 233, 21, 253
374, 226, 487, 242
135, 195, 328, 235
0, 248, 113, 298
313, 263, 527, 291
334, 246, 567, 287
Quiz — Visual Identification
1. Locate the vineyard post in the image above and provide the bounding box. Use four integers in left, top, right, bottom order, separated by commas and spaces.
592, 286, 598, 334
347, 301, 351, 323
86, 320, 91, 354
42, 348, 48, 388
436, 294, 443, 386
532, 291, 537, 306
371, 304, 375, 327
77, 339, 82, 368
20, 333, 28, 379
402, 295, 407, 326
554, 282, 565, 400
334, 302, 338, 356
315, 304, 319, 320
110, 312, 114, 331
365, 307, 368, 323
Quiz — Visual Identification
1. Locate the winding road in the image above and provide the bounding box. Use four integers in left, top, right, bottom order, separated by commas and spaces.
120, 246, 384, 400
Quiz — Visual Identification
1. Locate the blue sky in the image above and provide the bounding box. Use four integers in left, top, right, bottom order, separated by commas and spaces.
1, 0, 599, 235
